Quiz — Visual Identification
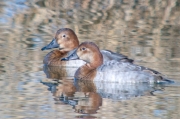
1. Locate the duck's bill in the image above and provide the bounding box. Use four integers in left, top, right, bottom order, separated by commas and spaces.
61, 48, 79, 61
41, 38, 59, 51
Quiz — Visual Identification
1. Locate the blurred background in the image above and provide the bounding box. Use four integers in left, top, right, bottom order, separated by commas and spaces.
0, 0, 180, 119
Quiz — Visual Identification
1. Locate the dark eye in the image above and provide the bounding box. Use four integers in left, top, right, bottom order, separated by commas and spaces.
82, 47, 86, 50
63, 35, 66, 37
80, 109, 83, 113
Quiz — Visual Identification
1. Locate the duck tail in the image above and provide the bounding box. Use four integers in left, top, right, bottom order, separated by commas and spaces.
120, 58, 134, 63
157, 77, 174, 84
162, 78, 174, 83
128, 59, 134, 63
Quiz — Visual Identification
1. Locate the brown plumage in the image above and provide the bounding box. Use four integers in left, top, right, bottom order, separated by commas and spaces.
63, 41, 174, 83
42, 65, 102, 114
42, 28, 79, 66
42, 28, 134, 66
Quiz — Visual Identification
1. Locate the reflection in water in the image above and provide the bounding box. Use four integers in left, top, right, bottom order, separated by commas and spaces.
0, 0, 180, 118
42, 65, 164, 115
42, 66, 102, 115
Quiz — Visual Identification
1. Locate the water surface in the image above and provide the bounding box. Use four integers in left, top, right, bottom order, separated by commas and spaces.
0, 0, 180, 119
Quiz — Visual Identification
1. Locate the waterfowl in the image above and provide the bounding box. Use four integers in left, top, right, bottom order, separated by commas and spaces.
62, 42, 174, 83
41, 28, 133, 66
41, 28, 85, 67
42, 65, 161, 104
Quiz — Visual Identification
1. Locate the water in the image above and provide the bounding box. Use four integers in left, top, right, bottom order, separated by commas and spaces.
0, 0, 180, 118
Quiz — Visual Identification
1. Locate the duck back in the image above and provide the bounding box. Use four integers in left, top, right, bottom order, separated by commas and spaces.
101, 50, 133, 63
96, 60, 171, 83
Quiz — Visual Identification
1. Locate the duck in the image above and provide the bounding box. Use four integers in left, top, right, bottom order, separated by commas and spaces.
41, 28, 85, 67
42, 65, 162, 107
61, 42, 174, 84
41, 28, 133, 67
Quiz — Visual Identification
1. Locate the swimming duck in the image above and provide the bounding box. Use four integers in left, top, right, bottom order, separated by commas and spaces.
41, 28, 133, 66
41, 28, 85, 66
42, 65, 162, 105
62, 42, 173, 83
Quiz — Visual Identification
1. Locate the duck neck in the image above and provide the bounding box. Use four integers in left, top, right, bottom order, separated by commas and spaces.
75, 52, 103, 80
87, 51, 103, 69
60, 44, 78, 52
75, 65, 97, 80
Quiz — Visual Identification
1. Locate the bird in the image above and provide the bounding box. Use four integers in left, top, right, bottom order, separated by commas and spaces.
62, 41, 174, 84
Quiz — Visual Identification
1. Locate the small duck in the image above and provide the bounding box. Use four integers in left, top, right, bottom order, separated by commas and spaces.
41, 28, 85, 66
62, 42, 174, 83
41, 28, 133, 66
42, 65, 162, 103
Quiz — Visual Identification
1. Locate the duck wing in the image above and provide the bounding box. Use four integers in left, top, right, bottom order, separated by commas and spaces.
98, 61, 173, 83
99, 61, 140, 72
99, 60, 161, 73
101, 50, 133, 63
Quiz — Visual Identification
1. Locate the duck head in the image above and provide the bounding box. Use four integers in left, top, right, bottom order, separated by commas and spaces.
62, 42, 103, 69
41, 28, 79, 52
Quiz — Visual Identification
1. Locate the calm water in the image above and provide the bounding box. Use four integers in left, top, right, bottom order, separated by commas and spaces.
0, 0, 180, 118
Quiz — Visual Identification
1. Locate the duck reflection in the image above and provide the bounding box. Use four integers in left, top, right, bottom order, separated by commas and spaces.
42, 65, 163, 115
43, 65, 102, 114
